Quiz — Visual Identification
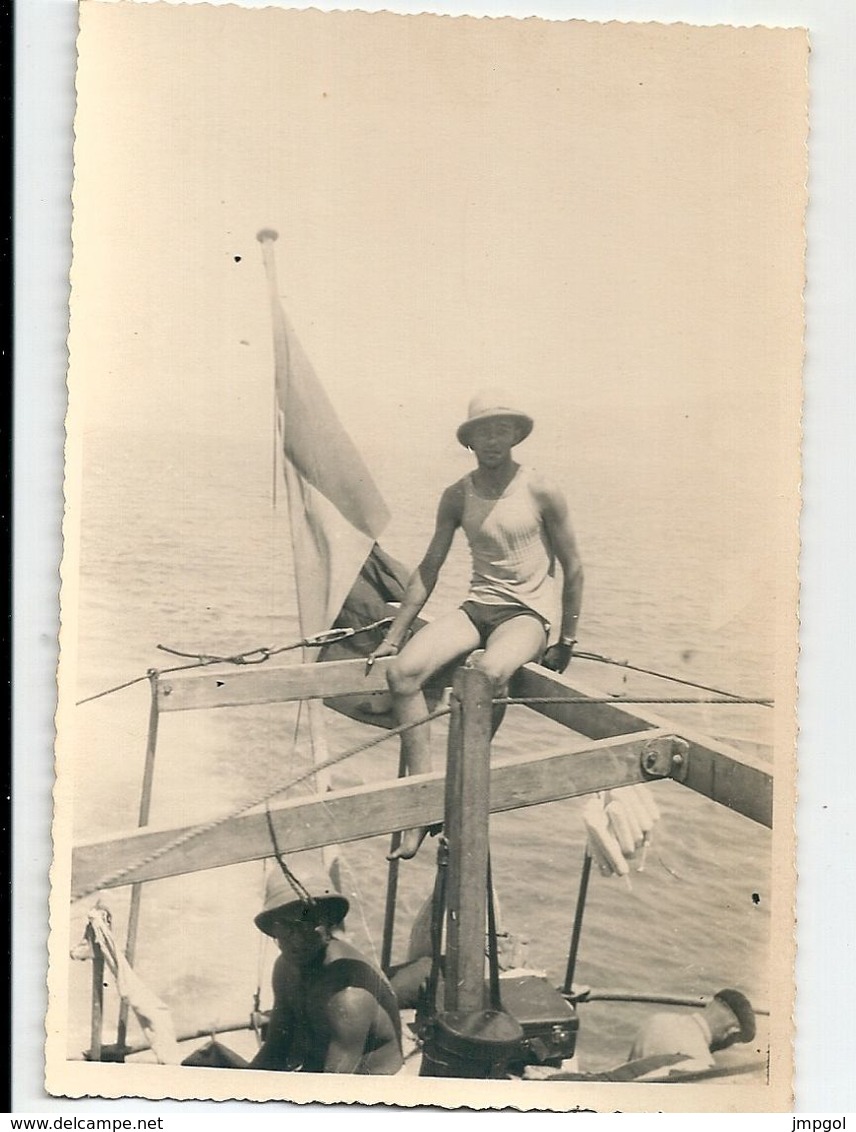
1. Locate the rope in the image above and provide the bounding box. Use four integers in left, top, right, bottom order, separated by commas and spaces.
74, 619, 394, 707
546, 1058, 766, 1084
485, 854, 502, 1011
573, 650, 770, 704
499, 695, 773, 707
75, 674, 152, 706
76, 634, 768, 711
75, 658, 242, 706
254, 858, 270, 1013
71, 705, 451, 904
260, 702, 383, 965
619, 1059, 767, 1084
156, 645, 276, 665
265, 806, 315, 905
252, 703, 310, 1019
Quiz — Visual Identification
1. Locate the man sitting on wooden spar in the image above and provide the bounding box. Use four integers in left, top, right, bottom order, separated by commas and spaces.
368, 390, 584, 860
250, 875, 403, 1075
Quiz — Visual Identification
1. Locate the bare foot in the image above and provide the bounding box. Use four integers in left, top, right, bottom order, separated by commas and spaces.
387, 826, 430, 861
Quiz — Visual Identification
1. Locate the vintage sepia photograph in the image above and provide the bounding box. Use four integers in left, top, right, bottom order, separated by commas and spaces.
48, 2, 806, 1112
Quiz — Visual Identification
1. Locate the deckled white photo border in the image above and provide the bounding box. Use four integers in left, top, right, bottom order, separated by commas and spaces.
13, 0, 852, 1117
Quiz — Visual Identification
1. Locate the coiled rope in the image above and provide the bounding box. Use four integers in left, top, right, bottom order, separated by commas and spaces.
71, 704, 451, 905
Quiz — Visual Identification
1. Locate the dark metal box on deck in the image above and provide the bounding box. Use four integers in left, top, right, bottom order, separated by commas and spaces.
499, 974, 579, 1067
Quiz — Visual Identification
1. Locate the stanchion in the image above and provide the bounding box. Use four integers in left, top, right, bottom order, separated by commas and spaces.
563, 847, 593, 996
116, 670, 160, 1055
380, 750, 406, 974
87, 922, 105, 1061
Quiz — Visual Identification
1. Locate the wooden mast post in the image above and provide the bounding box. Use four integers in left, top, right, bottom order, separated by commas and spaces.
443, 665, 493, 1013
418, 664, 525, 1078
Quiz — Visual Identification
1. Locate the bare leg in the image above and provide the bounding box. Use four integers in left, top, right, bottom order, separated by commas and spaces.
386, 686, 435, 861
467, 649, 513, 737
386, 611, 480, 860
473, 615, 548, 738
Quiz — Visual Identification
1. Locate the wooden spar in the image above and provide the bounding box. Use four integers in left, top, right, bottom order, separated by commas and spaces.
73, 658, 772, 898
153, 655, 394, 712
511, 664, 774, 827
148, 655, 772, 826
509, 664, 663, 739
306, 696, 345, 897
72, 730, 676, 894
443, 667, 493, 1013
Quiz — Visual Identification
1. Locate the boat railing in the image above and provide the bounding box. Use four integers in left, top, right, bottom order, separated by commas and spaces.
69, 654, 773, 1066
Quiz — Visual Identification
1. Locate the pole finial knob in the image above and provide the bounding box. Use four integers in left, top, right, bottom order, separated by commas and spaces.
256, 228, 279, 243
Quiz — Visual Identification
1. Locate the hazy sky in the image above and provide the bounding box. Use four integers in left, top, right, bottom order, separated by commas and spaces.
69, 4, 806, 489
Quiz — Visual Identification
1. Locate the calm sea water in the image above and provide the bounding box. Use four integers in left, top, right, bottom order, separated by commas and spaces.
64, 424, 776, 1073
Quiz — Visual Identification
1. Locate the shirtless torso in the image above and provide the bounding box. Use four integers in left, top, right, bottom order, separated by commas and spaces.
251, 933, 403, 1075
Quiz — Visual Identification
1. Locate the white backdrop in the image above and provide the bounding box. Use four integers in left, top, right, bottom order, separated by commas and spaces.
14, 0, 852, 1117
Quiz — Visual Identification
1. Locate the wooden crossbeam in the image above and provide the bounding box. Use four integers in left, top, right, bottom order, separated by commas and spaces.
71, 730, 670, 895
154, 656, 395, 712
511, 665, 773, 828
510, 664, 662, 738
147, 656, 773, 828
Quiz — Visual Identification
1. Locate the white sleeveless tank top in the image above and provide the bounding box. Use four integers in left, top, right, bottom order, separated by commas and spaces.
460, 467, 557, 625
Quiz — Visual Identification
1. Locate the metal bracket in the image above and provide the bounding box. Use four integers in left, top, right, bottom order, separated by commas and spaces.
640, 735, 690, 783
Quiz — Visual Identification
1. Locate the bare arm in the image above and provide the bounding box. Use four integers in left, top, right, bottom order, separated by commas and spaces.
374, 483, 463, 654
535, 479, 584, 670
249, 958, 304, 1070
322, 988, 378, 1073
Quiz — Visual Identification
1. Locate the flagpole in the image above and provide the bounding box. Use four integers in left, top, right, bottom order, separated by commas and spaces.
257, 228, 338, 787
255, 231, 373, 956
258, 230, 282, 518
257, 228, 281, 299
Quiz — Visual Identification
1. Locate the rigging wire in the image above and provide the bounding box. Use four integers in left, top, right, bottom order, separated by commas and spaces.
265, 804, 315, 905
71, 705, 452, 904
293, 699, 383, 967
73, 622, 773, 711
500, 695, 773, 707
72, 684, 767, 907
572, 649, 770, 703
74, 619, 394, 706
254, 857, 270, 1018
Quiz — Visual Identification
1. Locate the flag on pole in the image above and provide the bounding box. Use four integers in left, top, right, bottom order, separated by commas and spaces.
256, 233, 457, 968
257, 230, 394, 642
256, 229, 372, 924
